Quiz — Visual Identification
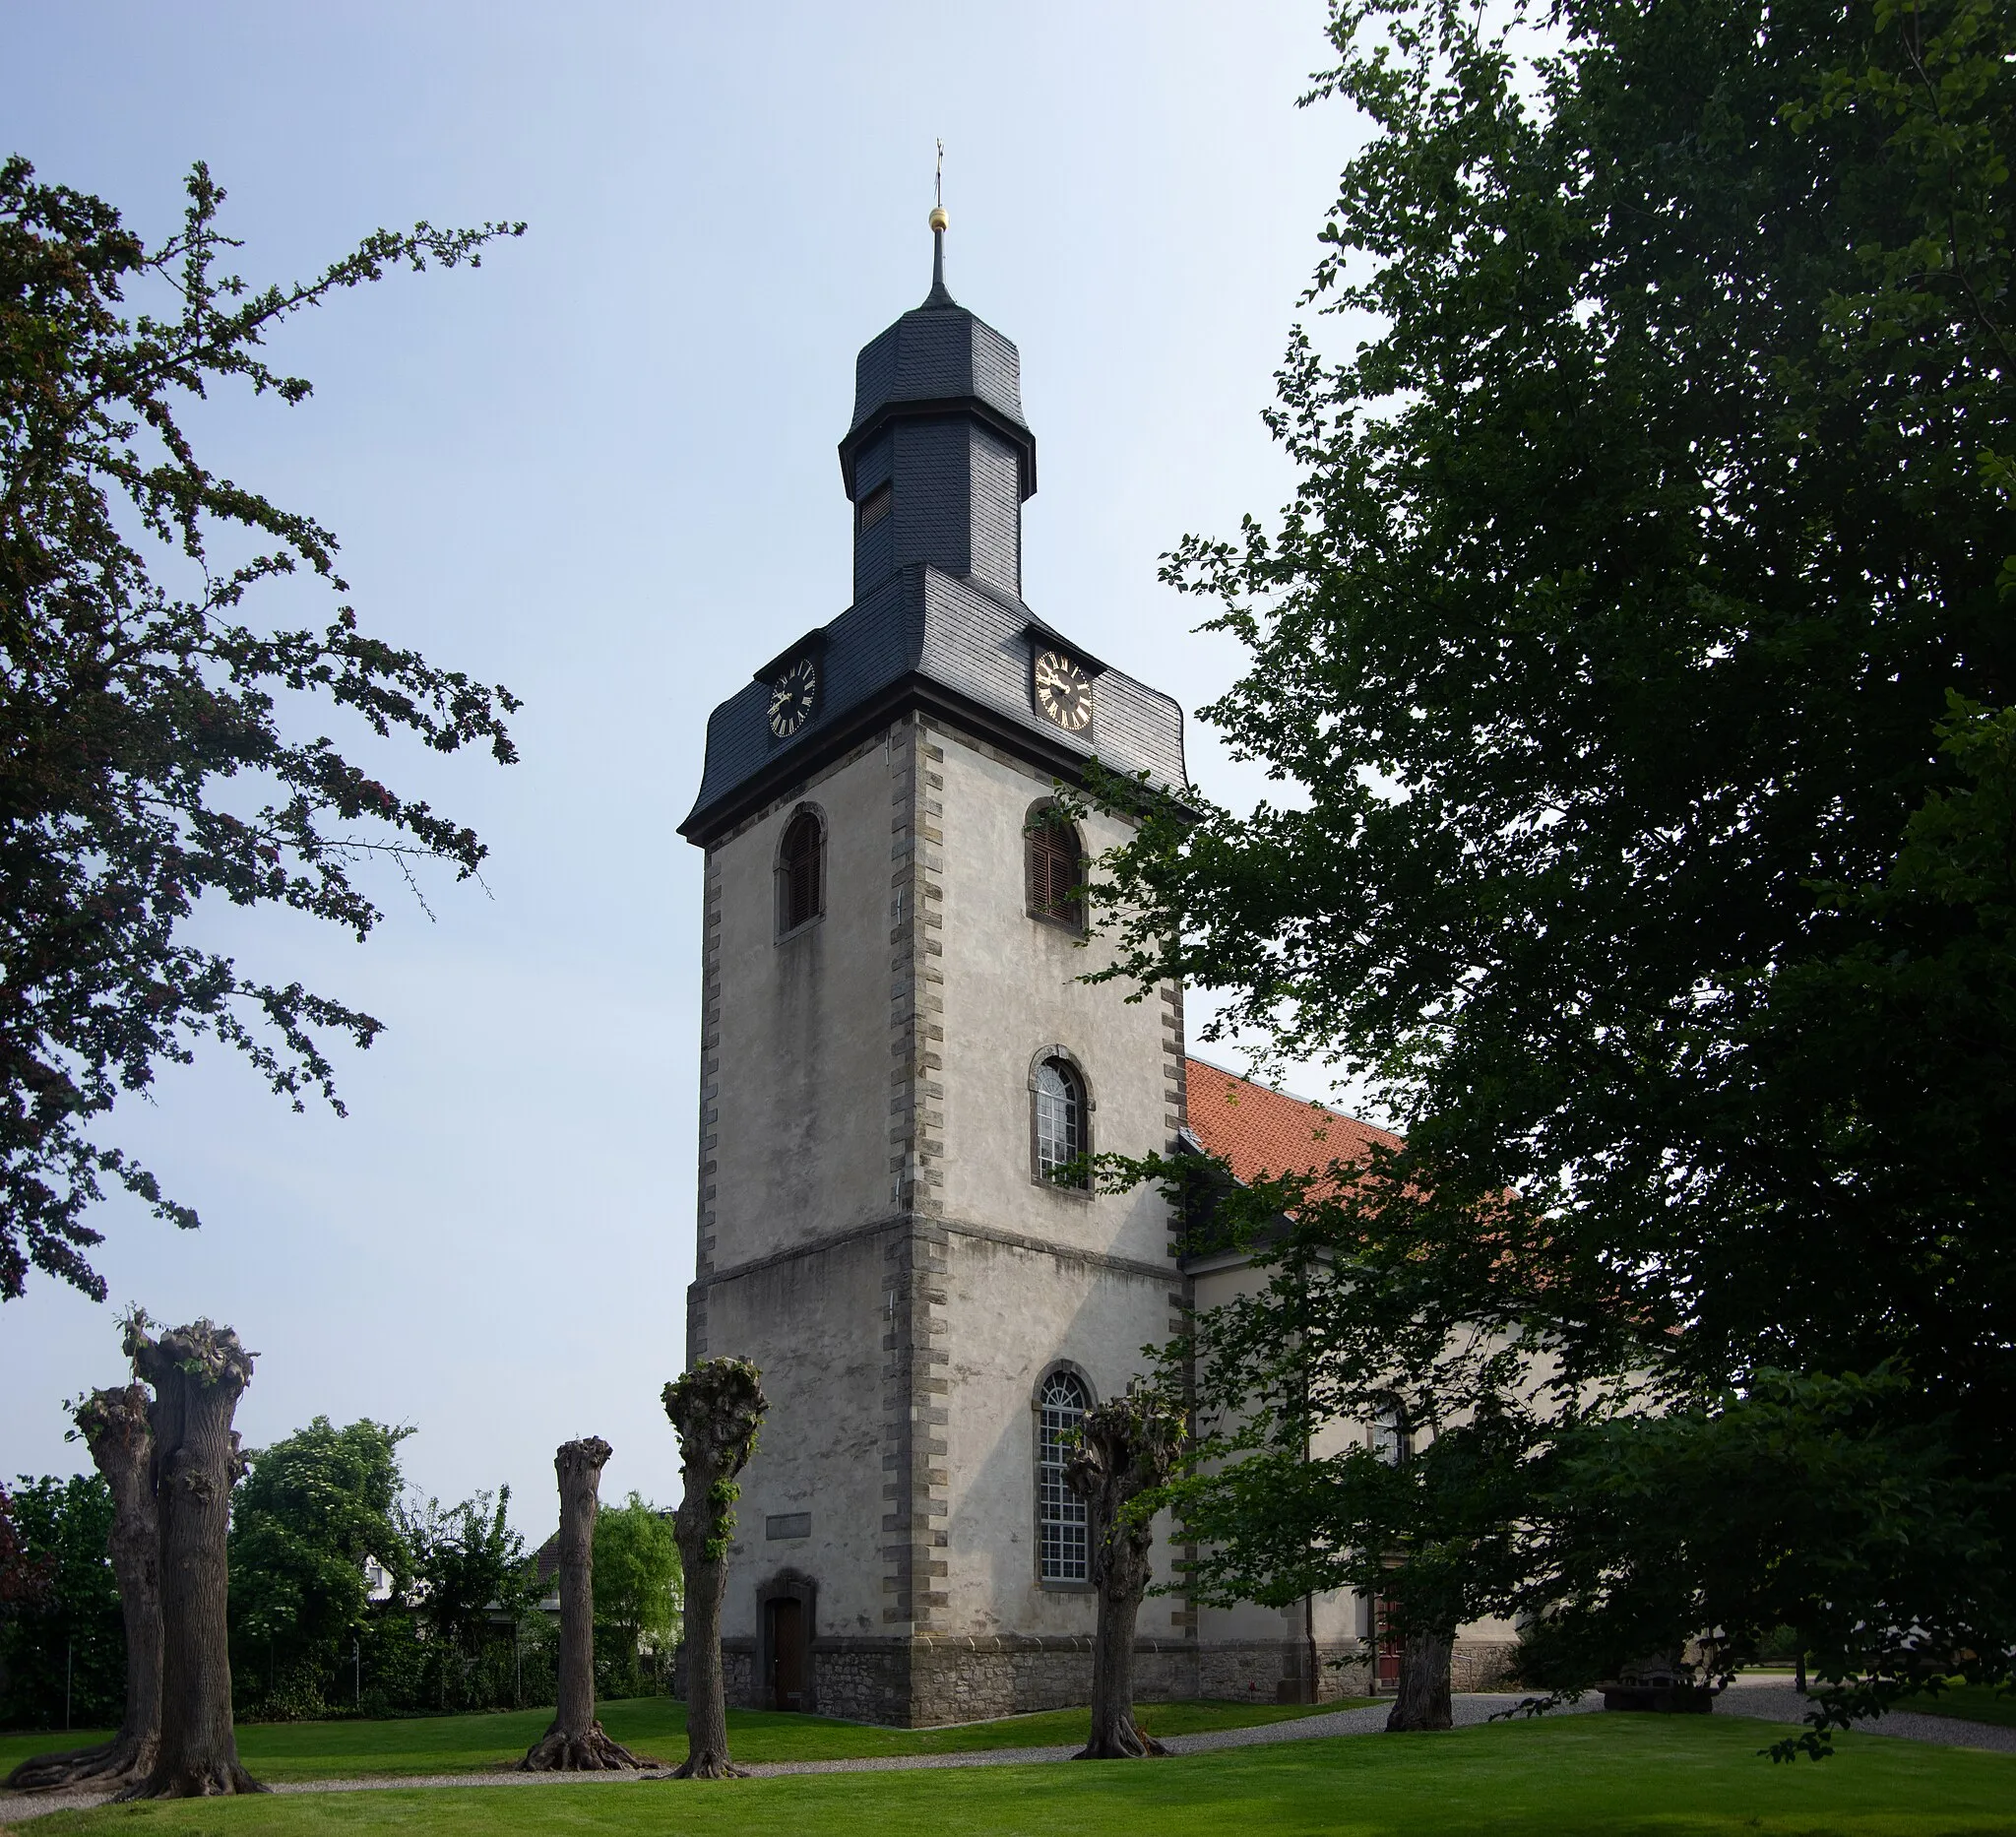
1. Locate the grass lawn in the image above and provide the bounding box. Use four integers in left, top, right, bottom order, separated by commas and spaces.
14, 1714, 2015, 1837
1738, 1674, 2016, 1732
0, 1696, 1357, 1782
1904, 1685, 2016, 1731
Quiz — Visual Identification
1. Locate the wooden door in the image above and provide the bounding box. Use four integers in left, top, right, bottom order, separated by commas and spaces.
1374, 1596, 1402, 1688
767, 1598, 806, 1711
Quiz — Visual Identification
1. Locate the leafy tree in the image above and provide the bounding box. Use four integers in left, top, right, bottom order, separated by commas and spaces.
592, 1491, 679, 1693
0, 1474, 121, 1730
227, 1417, 410, 1716
0, 157, 523, 1302
401, 1485, 538, 1712
1092, 0, 2015, 1746
1141, 1159, 1545, 1730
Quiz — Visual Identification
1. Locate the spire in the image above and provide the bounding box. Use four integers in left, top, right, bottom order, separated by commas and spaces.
924, 139, 953, 307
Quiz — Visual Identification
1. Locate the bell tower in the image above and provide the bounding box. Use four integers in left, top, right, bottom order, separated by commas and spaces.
679, 210, 1192, 1728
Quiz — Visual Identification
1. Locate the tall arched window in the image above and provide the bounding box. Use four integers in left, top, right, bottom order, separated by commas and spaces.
1034, 1056, 1088, 1186
1026, 806, 1084, 928
777, 807, 823, 935
1037, 1369, 1091, 1582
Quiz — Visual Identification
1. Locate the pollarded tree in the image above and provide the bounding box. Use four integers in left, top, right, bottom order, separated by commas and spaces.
0, 157, 522, 1305
5, 1384, 159, 1791
521, 1439, 650, 1771
1065, 1385, 1184, 1759
662, 1359, 767, 1781
120, 1316, 262, 1799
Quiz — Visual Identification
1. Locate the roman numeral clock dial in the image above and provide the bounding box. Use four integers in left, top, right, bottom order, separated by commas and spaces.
768, 656, 818, 737
1034, 650, 1092, 731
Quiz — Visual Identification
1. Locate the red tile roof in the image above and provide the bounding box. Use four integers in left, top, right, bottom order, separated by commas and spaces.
1183, 1057, 1401, 1191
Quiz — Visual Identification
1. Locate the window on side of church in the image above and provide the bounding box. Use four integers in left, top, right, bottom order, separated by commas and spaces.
1370, 1402, 1413, 1466
777, 807, 824, 936
1034, 1056, 1087, 1186
1026, 807, 1084, 929
1038, 1369, 1090, 1583
857, 481, 892, 531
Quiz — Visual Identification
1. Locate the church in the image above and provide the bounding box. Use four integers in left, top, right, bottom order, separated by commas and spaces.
678, 213, 1518, 1727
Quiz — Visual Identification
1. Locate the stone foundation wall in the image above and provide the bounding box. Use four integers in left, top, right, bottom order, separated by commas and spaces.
813, 1642, 910, 1724
675, 1631, 1511, 1724
679, 1633, 1206, 1726
1451, 1640, 1519, 1691
1197, 1639, 1373, 1704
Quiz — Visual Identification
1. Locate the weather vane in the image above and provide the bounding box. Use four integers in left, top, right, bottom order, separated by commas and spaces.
927, 139, 950, 296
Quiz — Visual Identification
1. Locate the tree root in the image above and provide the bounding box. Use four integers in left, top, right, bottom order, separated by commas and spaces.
519, 1721, 657, 1772
667, 1748, 750, 1779
5, 1737, 154, 1793
1074, 1719, 1168, 1760
112, 1760, 269, 1799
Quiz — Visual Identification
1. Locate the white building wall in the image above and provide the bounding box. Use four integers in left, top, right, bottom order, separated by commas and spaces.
705, 735, 897, 1270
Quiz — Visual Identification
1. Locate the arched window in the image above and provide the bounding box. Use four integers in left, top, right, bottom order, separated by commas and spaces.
1034, 1056, 1088, 1186
1037, 1369, 1091, 1582
1026, 806, 1084, 928
1370, 1402, 1413, 1466
777, 807, 823, 935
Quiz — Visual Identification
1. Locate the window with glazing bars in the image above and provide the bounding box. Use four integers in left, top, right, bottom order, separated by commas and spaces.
1026, 811, 1084, 926
1035, 1057, 1086, 1185
778, 809, 823, 933
1038, 1370, 1090, 1582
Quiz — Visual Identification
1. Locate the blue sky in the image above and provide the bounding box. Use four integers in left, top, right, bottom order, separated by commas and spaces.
0, 1, 1368, 1533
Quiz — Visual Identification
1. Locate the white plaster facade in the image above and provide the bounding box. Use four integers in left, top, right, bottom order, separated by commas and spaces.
687, 708, 1196, 1724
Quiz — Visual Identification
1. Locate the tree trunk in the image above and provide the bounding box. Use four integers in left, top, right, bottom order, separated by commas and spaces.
6, 1386, 160, 1792
1066, 1387, 1182, 1760
1385, 1624, 1454, 1732
662, 1359, 768, 1780
117, 1319, 267, 1799
521, 1437, 650, 1770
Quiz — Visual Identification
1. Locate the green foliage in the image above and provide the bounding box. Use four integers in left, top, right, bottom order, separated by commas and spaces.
663, 1359, 767, 1565
1090, 0, 2016, 1747
0, 157, 523, 1301
398, 1487, 540, 1715
228, 1417, 411, 1720
592, 1492, 680, 1696
0, 1473, 122, 1729
1515, 1367, 2006, 1758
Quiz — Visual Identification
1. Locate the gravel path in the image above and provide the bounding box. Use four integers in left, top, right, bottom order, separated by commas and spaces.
1712, 1678, 2016, 1757
3, 1686, 2006, 1824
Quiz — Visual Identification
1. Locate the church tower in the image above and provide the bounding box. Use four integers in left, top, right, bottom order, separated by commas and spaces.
679, 213, 1193, 1727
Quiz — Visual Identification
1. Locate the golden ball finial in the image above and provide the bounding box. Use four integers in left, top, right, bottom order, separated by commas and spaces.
928, 206, 949, 233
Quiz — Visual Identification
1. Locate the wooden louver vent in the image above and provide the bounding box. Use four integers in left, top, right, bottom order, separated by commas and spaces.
779, 810, 823, 932
1027, 812, 1083, 926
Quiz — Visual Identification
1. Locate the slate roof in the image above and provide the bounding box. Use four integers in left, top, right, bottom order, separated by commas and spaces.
680, 563, 1187, 844
1183, 1056, 1401, 1193
849, 297, 1029, 442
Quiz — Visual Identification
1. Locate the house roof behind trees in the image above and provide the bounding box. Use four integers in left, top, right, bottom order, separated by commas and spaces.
1183, 1056, 1399, 1191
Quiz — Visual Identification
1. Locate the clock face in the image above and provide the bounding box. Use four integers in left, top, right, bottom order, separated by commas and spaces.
1034, 650, 1092, 731
768, 656, 818, 738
